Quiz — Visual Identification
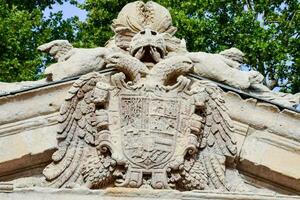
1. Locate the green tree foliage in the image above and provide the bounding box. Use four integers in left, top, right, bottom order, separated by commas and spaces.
0, 0, 299, 93
163, 0, 299, 93
0, 0, 78, 82
74, 0, 131, 47
5, 0, 66, 11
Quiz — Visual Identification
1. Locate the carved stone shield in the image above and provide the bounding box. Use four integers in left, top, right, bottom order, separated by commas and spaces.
42, 0, 241, 190
99, 74, 201, 189
119, 95, 179, 169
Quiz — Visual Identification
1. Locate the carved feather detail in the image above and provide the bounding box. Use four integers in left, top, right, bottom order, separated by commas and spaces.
180, 158, 208, 190
82, 148, 117, 188
43, 72, 113, 188
187, 80, 237, 190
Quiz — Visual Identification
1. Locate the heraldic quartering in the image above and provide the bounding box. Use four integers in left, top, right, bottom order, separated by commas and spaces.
35, 1, 285, 192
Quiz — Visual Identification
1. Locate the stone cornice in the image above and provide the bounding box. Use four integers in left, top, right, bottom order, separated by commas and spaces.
0, 71, 299, 194
0, 187, 299, 200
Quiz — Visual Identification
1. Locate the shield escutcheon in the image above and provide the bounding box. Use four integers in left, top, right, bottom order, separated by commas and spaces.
119, 93, 180, 170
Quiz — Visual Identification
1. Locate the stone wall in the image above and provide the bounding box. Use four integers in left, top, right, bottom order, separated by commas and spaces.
0, 74, 299, 195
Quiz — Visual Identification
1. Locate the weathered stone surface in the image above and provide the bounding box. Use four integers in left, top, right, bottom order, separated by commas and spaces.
38, 40, 111, 81
224, 92, 300, 140
239, 127, 300, 191
0, 81, 72, 126
0, 79, 47, 95
40, 54, 243, 191
0, 1, 299, 108
0, 1, 299, 198
0, 113, 57, 181
0, 188, 299, 200
1, 78, 299, 194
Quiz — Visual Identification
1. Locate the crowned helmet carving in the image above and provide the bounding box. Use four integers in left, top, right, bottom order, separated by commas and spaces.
112, 1, 177, 35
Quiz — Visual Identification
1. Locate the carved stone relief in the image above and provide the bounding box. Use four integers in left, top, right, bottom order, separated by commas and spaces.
0, 1, 298, 109
43, 63, 246, 191
0, 0, 298, 193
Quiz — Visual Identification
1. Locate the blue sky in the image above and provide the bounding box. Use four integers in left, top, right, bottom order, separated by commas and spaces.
43, 0, 87, 21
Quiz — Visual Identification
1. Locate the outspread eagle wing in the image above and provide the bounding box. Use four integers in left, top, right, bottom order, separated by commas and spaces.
189, 80, 237, 191
43, 72, 111, 188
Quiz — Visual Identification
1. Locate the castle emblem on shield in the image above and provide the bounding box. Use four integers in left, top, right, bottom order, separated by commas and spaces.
120, 94, 179, 169
43, 0, 240, 191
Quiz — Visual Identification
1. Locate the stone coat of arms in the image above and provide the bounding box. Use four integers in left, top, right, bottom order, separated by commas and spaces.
42, 1, 248, 191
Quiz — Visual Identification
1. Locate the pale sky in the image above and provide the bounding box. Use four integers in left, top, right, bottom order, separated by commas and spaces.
43, 0, 87, 21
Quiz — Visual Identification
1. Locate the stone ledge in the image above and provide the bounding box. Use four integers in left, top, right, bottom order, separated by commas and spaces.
1, 73, 299, 194
0, 188, 299, 200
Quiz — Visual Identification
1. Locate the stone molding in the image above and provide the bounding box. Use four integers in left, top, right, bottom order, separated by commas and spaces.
0, 74, 299, 193
0, 188, 299, 200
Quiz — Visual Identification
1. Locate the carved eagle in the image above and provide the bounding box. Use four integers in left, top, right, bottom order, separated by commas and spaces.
43, 52, 244, 191
173, 80, 238, 191
43, 72, 115, 188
